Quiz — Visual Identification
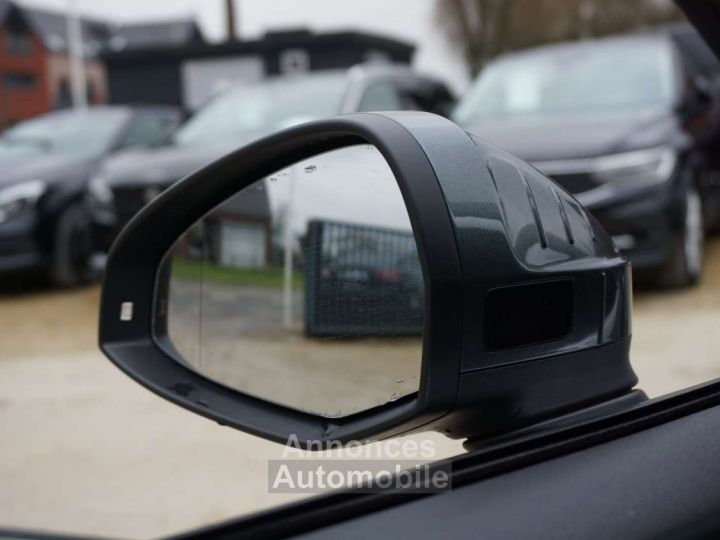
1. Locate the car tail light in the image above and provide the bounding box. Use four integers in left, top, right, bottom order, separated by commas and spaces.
375, 268, 401, 282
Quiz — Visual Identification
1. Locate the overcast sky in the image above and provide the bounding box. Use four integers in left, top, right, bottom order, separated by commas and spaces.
17, 0, 471, 92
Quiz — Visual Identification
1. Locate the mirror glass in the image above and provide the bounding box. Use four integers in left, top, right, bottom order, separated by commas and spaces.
159, 145, 424, 418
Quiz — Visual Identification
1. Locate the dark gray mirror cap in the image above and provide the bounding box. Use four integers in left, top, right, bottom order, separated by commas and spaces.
99, 111, 637, 447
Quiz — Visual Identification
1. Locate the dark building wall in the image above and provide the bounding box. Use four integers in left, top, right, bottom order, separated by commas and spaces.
106, 59, 182, 107
263, 45, 392, 75
103, 31, 415, 109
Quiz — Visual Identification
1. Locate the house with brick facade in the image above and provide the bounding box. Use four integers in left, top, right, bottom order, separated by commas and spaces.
0, 0, 204, 129
0, 0, 48, 127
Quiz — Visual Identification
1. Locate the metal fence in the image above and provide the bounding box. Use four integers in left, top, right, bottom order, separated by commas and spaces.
304, 219, 424, 337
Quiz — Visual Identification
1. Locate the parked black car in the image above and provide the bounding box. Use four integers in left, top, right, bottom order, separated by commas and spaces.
0, 105, 182, 286
453, 25, 720, 287
88, 65, 456, 257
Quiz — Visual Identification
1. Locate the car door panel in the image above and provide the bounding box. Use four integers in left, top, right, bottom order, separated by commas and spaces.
174, 378, 720, 540
299, 403, 720, 540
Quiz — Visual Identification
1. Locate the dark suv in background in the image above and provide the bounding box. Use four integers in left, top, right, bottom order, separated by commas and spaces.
88, 64, 455, 258
0, 106, 182, 286
454, 24, 720, 287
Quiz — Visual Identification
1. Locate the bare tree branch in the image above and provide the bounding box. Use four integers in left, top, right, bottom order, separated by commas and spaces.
436, 0, 684, 77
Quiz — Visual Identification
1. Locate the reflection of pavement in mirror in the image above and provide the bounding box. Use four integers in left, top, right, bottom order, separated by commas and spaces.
168, 278, 422, 417
167, 277, 300, 364
167, 275, 201, 363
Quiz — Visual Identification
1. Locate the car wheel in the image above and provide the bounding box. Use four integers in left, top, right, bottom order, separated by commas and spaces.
656, 185, 704, 288
49, 202, 97, 287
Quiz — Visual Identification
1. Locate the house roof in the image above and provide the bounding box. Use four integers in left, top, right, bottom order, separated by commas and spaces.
24, 6, 110, 55
216, 186, 272, 223
7, 1, 204, 56
109, 20, 202, 51
102, 28, 415, 64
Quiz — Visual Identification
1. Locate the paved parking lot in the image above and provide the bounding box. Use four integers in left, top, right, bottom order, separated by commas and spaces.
0, 238, 719, 538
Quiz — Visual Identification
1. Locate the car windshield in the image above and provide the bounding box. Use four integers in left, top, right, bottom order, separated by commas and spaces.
453, 38, 677, 125
175, 73, 349, 145
0, 108, 130, 160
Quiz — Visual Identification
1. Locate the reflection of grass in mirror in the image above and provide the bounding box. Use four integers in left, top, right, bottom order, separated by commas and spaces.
172, 259, 304, 289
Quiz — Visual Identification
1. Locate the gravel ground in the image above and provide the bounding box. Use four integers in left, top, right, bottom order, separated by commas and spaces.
0, 238, 719, 538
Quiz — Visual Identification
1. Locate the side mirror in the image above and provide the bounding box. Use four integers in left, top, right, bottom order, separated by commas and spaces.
99, 112, 637, 448
680, 75, 715, 118
693, 74, 714, 102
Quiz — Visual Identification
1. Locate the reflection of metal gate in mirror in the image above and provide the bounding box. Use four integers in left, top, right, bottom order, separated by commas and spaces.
305, 219, 423, 337
163, 145, 424, 418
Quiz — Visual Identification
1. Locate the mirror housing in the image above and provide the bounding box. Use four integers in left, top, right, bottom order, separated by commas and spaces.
99, 112, 636, 447
679, 74, 715, 118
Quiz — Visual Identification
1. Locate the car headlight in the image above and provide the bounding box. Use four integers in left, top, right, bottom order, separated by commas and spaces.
88, 172, 114, 205
0, 180, 45, 224
535, 146, 677, 189
590, 146, 677, 186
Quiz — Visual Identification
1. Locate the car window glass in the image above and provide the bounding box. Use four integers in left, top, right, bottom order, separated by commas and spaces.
453, 38, 677, 125
0, 108, 130, 159
174, 73, 349, 145
121, 115, 177, 148
401, 82, 454, 116
358, 82, 405, 111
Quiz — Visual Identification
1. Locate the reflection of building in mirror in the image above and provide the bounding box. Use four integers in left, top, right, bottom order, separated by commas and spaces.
170, 184, 272, 270
205, 185, 272, 269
